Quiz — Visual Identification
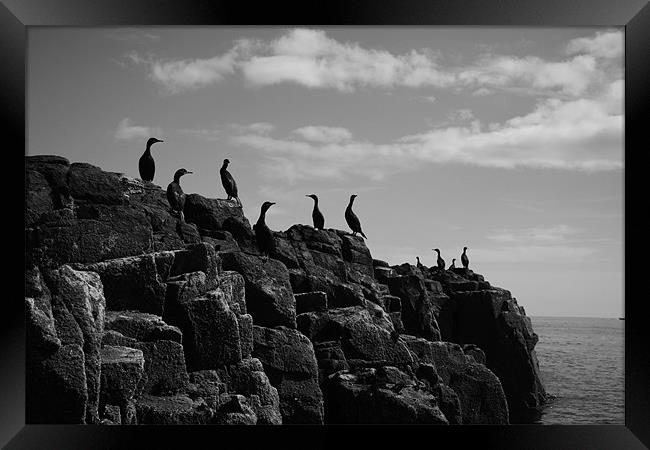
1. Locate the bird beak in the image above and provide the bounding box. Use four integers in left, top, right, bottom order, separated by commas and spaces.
270, 202, 276, 205
187, 171, 193, 174
158, 139, 164, 142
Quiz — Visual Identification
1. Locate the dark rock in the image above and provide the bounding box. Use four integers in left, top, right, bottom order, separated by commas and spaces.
67, 162, 126, 205
295, 291, 328, 314
26, 344, 88, 423
135, 394, 213, 424
164, 287, 243, 371
387, 274, 441, 341
297, 304, 413, 367
187, 370, 226, 410
80, 254, 170, 315
463, 344, 486, 365
99, 346, 145, 418
105, 311, 182, 344
25, 169, 55, 226
401, 336, 508, 424
221, 252, 296, 329
31, 204, 154, 268
184, 194, 251, 231
216, 358, 282, 424
47, 266, 106, 424
325, 368, 448, 424
313, 341, 350, 384
252, 325, 324, 424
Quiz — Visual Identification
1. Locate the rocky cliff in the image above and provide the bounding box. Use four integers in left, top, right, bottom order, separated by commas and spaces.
25, 155, 546, 425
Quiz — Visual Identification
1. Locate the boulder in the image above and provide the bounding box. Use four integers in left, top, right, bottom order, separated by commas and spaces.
105, 311, 182, 343
252, 325, 324, 424
221, 252, 296, 329
297, 304, 413, 367
401, 336, 508, 424
47, 266, 106, 424
164, 287, 243, 371
135, 394, 213, 424
325, 367, 448, 424
99, 346, 145, 419
295, 291, 328, 314
80, 254, 170, 315
387, 274, 441, 341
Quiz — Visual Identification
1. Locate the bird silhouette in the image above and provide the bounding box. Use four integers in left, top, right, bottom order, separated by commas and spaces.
139, 137, 163, 182
306, 194, 325, 230
461, 246, 470, 269
220, 158, 241, 207
166, 168, 192, 222
345, 194, 367, 239
254, 201, 276, 261
433, 248, 445, 270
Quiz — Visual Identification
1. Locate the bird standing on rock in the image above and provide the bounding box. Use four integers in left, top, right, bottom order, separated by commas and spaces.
254, 201, 276, 260
461, 246, 470, 269
166, 168, 192, 222
433, 248, 445, 270
220, 158, 241, 207
449, 258, 456, 269
416, 256, 425, 270
345, 194, 367, 239
306, 194, 325, 230
139, 137, 163, 182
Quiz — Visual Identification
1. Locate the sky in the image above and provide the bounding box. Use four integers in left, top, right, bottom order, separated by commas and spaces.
27, 27, 624, 318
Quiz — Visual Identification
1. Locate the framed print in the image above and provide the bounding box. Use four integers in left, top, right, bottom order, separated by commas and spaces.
8, 0, 650, 448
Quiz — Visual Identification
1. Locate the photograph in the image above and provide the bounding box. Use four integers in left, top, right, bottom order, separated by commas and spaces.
24, 25, 623, 426
8, 0, 649, 448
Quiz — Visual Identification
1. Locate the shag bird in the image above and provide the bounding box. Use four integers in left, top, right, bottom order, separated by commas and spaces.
433, 248, 445, 270
461, 246, 469, 269
220, 158, 241, 207
306, 194, 325, 230
416, 256, 425, 270
166, 168, 192, 222
345, 194, 367, 239
449, 258, 456, 269
139, 137, 163, 182
254, 201, 276, 259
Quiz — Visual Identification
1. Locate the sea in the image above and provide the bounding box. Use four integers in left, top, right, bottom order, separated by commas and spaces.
531, 316, 625, 425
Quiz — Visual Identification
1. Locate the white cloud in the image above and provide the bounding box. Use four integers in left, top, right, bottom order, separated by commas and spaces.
126, 28, 622, 98
231, 78, 622, 181
292, 126, 352, 143
230, 122, 275, 135
457, 54, 598, 96
487, 224, 578, 244
566, 29, 623, 59
115, 118, 162, 141
472, 245, 597, 264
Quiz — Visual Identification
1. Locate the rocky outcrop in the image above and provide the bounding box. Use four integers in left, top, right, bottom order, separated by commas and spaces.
25, 155, 546, 425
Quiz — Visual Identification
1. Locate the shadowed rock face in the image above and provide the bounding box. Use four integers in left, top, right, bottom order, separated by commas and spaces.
25, 156, 545, 425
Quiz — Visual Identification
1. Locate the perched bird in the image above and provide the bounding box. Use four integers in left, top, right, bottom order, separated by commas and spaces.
345, 194, 367, 239
461, 246, 470, 269
306, 194, 325, 230
449, 258, 456, 269
139, 137, 163, 182
166, 168, 192, 222
416, 256, 425, 270
254, 201, 276, 259
433, 248, 445, 270
220, 158, 241, 207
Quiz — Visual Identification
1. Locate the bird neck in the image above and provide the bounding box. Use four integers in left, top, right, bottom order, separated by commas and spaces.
173, 175, 182, 183
347, 198, 354, 209
145, 143, 153, 153
312, 197, 319, 207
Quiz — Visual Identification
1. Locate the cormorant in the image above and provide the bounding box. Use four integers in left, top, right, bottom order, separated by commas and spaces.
254, 201, 276, 259
416, 256, 425, 270
345, 194, 367, 239
139, 137, 163, 182
220, 158, 241, 207
166, 168, 192, 222
306, 194, 325, 230
433, 248, 445, 270
449, 258, 456, 269
461, 246, 469, 269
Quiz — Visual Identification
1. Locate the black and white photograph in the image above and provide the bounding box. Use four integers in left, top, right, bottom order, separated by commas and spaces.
9, 0, 650, 448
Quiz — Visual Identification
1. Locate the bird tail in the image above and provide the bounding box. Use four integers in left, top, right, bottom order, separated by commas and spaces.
360, 231, 367, 239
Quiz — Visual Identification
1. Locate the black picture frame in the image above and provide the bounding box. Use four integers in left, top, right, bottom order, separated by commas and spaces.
8, 0, 649, 448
